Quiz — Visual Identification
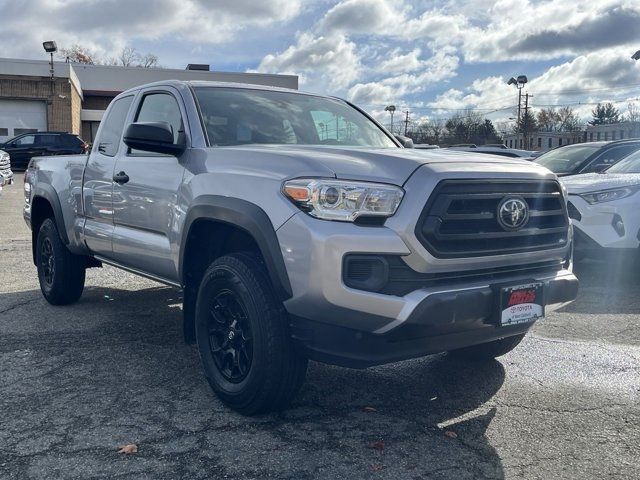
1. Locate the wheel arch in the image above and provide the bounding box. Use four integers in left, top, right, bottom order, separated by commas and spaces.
30, 185, 69, 264
180, 196, 293, 301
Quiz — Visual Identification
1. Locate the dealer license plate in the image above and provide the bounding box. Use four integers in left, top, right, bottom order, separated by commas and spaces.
498, 282, 544, 326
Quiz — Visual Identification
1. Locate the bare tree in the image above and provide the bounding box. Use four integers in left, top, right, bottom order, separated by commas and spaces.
557, 106, 581, 132
139, 53, 159, 68
118, 46, 141, 67
58, 44, 96, 64
626, 102, 640, 122
58, 44, 161, 68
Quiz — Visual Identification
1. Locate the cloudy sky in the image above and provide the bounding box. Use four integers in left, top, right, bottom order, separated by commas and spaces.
1, 0, 639, 124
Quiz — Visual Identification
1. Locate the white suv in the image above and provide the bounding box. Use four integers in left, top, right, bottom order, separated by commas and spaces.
562, 150, 640, 259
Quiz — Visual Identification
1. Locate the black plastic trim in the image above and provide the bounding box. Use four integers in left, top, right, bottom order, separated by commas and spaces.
179, 195, 292, 300
32, 184, 69, 245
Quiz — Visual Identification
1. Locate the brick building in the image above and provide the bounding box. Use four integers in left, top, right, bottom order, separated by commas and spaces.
0, 57, 298, 143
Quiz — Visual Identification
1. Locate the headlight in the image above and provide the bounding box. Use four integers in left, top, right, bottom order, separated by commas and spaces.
283, 178, 404, 222
579, 185, 640, 204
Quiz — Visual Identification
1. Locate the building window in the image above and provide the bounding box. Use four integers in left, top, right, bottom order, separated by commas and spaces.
589, 132, 593, 141
509, 139, 513, 148
620, 130, 624, 139
604, 131, 608, 141
519, 138, 523, 148
559, 138, 563, 147
597, 132, 601, 141
0, 128, 8, 137
537, 137, 542, 148
612, 131, 616, 140
14, 128, 38, 136
548, 138, 552, 148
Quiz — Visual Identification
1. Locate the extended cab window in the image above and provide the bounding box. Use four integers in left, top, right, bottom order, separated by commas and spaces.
193, 87, 396, 148
131, 93, 184, 154
97, 96, 133, 156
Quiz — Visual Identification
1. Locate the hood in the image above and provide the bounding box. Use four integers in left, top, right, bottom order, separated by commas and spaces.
561, 172, 640, 194
221, 145, 542, 185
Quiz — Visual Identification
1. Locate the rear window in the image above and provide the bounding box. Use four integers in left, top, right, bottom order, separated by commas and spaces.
61, 134, 84, 147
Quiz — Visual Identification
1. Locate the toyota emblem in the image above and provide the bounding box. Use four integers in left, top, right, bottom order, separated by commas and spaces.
497, 197, 529, 231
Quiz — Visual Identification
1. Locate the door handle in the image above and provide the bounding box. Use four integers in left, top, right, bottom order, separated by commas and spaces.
113, 171, 129, 184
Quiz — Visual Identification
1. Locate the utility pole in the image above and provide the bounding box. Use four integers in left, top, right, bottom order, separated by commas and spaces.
523, 93, 533, 150
403, 110, 410, 136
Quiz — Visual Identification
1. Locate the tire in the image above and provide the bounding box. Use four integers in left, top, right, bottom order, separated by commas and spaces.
36, 218, 86, 305
448, 333, 526, 361
195, 253, 308, 415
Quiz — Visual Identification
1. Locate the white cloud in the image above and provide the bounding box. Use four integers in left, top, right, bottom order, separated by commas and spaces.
349, 51, 459, 104
320, 0, 406, 34
255, 32, 362, 91
429, 48, 640, 120
377, 48, 424, 74
0, 0, 303, 59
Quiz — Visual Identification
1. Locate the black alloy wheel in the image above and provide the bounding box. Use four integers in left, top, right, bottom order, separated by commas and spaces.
207, 289, 253, 383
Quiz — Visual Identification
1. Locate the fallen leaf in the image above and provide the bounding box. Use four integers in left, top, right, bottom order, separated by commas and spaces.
371, 464, 383, 472
362, 406, 377, 413
444, 430, 458, 439
117, 443, 138, 454
368, 440, 385, 450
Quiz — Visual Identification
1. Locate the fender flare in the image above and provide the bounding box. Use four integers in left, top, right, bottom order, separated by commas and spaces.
32, 184, 70, 245
179, 195, 293, 300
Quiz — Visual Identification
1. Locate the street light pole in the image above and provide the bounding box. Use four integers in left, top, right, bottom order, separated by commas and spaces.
42, 41, 58, 128
507, 75, 528, 149
384, 105, 396, 133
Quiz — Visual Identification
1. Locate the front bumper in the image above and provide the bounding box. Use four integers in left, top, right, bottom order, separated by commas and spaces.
277, 212, 578, 367
568, 194, 640, 251
288, 267, 577, 368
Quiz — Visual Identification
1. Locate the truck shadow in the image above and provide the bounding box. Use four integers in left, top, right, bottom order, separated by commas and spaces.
1, 284, 506, 478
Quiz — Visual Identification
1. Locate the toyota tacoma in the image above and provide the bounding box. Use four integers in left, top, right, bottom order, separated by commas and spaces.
24, 81, 579, 414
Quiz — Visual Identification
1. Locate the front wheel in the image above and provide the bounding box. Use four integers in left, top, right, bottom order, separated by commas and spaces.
195, 253, 307, 415
448, 334, 526, 361
36, 218, 86, 305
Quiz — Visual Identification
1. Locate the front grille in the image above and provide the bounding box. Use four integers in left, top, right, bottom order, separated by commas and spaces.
416, 180, 569, 258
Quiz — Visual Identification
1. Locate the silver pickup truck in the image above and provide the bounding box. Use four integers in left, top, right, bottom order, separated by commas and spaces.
24, 80, 578, 414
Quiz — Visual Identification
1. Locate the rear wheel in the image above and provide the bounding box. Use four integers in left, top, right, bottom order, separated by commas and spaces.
36, 218, 86, 305
195, 253, 307, 415
448, 334, 526, 361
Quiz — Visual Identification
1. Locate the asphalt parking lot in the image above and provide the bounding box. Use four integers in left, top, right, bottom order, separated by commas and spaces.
1, 178, 639, 480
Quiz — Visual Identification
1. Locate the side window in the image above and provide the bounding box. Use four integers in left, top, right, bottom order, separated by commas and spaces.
35, 135, 58, 146
15, 135, 36, 146
588, 145, 640, 171
133, 93, 184, 151
97, 96, 134, 156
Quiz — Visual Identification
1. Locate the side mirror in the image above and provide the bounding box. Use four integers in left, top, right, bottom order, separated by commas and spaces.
394, 134, 414, 148
123, 122, 185, 156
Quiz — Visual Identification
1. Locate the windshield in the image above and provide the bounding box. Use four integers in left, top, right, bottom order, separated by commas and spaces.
193, 87, 397, 148
607, 150, 640, 173
534, 145, 600, 174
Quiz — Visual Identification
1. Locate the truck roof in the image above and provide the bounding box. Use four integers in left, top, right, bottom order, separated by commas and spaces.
119, 79, 305, 97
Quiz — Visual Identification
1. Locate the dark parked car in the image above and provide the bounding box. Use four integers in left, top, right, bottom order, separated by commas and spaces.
534, 139, 640, 176
0, 132, 88, 170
